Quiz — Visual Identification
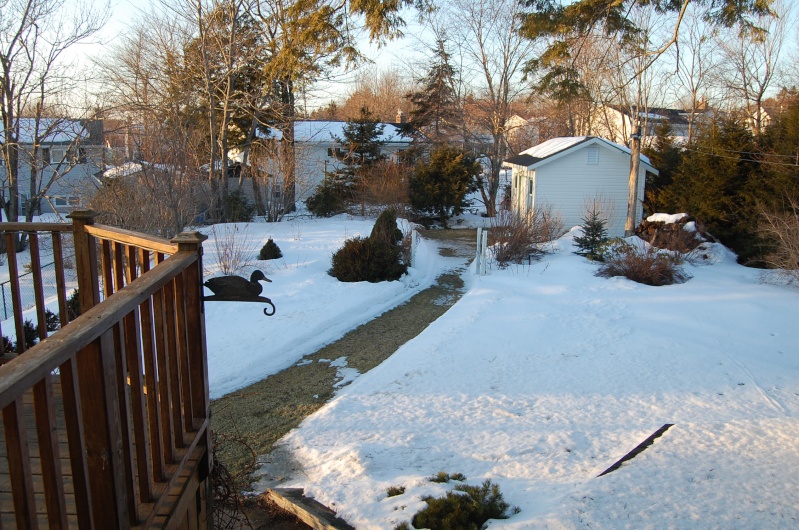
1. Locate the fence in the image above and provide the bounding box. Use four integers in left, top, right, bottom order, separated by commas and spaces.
0, 260, 78, 321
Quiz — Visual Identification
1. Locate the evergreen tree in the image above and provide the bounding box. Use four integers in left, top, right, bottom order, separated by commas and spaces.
661, 117, 766, 261
406, 39, 460, 144
574, 208, 609, 261
329, 106, 386, 203
642, 121, 684, 216
409, 145, 480, 227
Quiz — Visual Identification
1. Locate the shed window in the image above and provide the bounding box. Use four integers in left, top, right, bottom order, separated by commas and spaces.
587, 147, 599, 165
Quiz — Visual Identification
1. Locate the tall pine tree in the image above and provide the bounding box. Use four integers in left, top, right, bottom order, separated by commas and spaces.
406, 39, 460, 144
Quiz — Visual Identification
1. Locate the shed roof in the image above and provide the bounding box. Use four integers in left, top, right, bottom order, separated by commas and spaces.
506, 136, 656, 173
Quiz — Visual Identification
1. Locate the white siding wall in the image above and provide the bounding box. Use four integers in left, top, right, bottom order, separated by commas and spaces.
294, 142, 409, 201
534, 144, 645, 237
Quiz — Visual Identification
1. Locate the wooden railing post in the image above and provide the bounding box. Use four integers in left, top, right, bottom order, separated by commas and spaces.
68, 210, 130, 528
171, 232, 210, 427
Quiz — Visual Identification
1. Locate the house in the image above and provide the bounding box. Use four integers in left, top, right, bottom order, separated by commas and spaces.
580, 104, 714, 146
504, 114, 541, 154
252, 119, 414, 205
0, 118, 105, 216
504, 136, 658, 237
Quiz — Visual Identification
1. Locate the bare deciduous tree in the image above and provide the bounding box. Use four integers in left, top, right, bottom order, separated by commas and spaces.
716, 1, 788, 135
445, 0, 539, 217
0, 0, 108, 244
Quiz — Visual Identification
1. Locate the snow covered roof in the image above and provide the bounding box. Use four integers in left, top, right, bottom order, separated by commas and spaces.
505, 136, 656, 171
103, 162, 143, 179
1, 118, 88, 144
260, 120, 412, 144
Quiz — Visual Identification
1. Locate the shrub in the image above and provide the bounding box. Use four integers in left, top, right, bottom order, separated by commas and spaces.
409, 145, 480, 227
758, 196, 799, 287
330, 236, 407, 283
44, 309, 60, 332
411, 480, 518, 530
1, 336, 13, 354
490, 208, 563, 267
211, 224, 253, 276
306, 184, 346, 217
597, 240, 690, 286
386, 485, 406, 497
258, 239, 283, 260
16, 320, 39, 351
225, 189, 255, 222
330, 210, 408, 283
67, 289, 81, 321
371, 209, 403, 245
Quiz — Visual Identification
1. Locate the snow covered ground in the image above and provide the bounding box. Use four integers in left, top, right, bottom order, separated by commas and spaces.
5, 213, 799, 527
250, 225, 799, 529
200, 216, 444, 399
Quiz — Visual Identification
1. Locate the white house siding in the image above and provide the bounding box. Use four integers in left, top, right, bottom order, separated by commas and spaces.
532, 144, 643, 237
508, 138, 651, 238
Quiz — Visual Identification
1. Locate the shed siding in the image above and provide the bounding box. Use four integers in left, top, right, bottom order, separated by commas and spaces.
535, 144, 644, 237
510, 141, 648, 238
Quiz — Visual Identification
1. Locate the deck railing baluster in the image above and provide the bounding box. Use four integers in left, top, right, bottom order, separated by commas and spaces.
0, 215, 209, 529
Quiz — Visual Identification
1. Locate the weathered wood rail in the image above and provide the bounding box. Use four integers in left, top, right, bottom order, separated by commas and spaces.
0, 211, 211, 529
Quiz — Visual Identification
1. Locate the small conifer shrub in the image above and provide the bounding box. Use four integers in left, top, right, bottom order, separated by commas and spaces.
67, 289, 81, 321
306, 184, 345, 217
411, 480, 518, 530
330, 209, 408, 282
44, 309, 60, 332
574, 208, 609, 261
16, 320, 39, 350
1, 336, 13, 354
258, 238, 283, 260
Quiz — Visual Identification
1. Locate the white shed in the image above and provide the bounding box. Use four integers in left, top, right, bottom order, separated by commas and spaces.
504, 136, 658, 237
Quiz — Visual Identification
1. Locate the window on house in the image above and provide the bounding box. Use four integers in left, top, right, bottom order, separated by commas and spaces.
41, 148, 51, 164
587, 147, 599, 165
68, 196, 81, 206
54, 197, 67, 206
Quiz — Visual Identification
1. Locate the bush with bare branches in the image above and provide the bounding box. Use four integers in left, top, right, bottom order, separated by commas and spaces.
210, 224, 255, 276
489, 207, 563, 267
597, 240, 690, 286
758, 197, 799, 287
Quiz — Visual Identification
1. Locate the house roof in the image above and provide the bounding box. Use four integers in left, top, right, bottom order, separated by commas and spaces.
609, 105, 712, 126
505, 136, 657, 173
261, 120, 412, 144
1, 118, 88, 144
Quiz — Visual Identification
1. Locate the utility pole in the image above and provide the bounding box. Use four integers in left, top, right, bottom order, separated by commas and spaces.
624, 125, 642, 237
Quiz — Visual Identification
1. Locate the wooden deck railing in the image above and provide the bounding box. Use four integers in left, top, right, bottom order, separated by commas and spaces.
0, 211, 211, 529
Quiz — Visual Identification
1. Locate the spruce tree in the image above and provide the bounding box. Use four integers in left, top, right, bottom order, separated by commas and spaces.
409, 145, 480, 227
574, 208, 609, 261
406, 39, 460, 144
330, 106, 386, 204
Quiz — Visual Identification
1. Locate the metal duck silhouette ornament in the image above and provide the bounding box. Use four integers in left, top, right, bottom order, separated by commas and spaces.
203, 269, 276, 316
